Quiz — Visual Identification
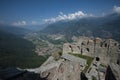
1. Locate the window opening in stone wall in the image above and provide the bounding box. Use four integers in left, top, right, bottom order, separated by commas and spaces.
96, 57, 100, 61
86, 48, 89, 52
69, 45, 73, 52
117, 60, 119, 65
104, 43, 107, 47
81, 49, 83, 54
114, 43, 117, 46
81, 42, 85, 45
77, 46, 80, 49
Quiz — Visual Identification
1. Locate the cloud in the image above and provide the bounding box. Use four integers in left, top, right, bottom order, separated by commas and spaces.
12, 21, 27, 26
32, 21, 37, 25
59, 12, 64, 15
113, 6, 120, 13
44, 11, 92, 23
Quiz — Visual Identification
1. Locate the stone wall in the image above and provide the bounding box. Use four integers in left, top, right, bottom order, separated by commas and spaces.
63, 37, 120, 65
39, 57, 82, 80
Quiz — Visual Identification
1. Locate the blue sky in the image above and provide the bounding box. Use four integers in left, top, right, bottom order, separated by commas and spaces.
0, 0, 120, 26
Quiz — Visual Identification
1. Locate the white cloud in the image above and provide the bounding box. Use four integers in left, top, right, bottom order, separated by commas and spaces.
59, 12, 63, 15
32, 21, 37, 25
44, 11, 92, 23
12, 21, 27, 26
113, 6, 120, 13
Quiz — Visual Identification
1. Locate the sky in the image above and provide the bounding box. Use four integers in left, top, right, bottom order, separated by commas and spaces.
0, 0, 120, 26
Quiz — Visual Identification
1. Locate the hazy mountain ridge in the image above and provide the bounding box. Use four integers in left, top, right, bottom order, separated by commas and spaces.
0, 25, 31, 36
42, 13, 120, 42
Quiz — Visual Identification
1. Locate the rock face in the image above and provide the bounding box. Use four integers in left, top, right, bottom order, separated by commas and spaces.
41, 60, 82, 80
63, 37, 120, 65
29, 55, 87, 80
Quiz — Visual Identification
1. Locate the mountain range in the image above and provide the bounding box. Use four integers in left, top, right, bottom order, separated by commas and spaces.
42, 13, 120, 42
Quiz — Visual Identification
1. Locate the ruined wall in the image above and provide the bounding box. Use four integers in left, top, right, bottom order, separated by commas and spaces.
37, 55, 85, 80
63, 43, 73, 54
63, 43, 81, 54
40, 60, 82, 80
63, 37, 120, 65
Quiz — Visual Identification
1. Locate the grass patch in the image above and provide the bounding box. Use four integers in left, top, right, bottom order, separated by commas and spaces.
100, 63, 107, 68
69, 53, 94, 72
92, 76, 97, 80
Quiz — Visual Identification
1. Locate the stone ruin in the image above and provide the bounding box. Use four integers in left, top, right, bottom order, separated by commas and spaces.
26, 37, 120, 80
63, 37, 120, 65
27, 55, 86, 80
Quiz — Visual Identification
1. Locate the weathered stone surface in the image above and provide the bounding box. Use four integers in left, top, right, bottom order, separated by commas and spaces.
57, 60, 81, 80
63, 37, 120, 65
62, 54, 86, 67
63, 43, 73, 54
40, 59, 82, 80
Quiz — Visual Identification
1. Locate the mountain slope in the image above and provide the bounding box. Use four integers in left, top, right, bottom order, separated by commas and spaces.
0, 25, 31, 36
42, 13, 120, 41
0, 30, 48, 68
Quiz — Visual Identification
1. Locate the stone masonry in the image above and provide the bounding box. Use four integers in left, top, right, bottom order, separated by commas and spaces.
63, 37, 120, 65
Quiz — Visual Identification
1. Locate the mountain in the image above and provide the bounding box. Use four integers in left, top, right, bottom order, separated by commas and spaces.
22, 24, 47, 31
0, 25, 31, 36
0, 27, 49, 68
95, 14, 120, 41
42, 13, 120, 42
